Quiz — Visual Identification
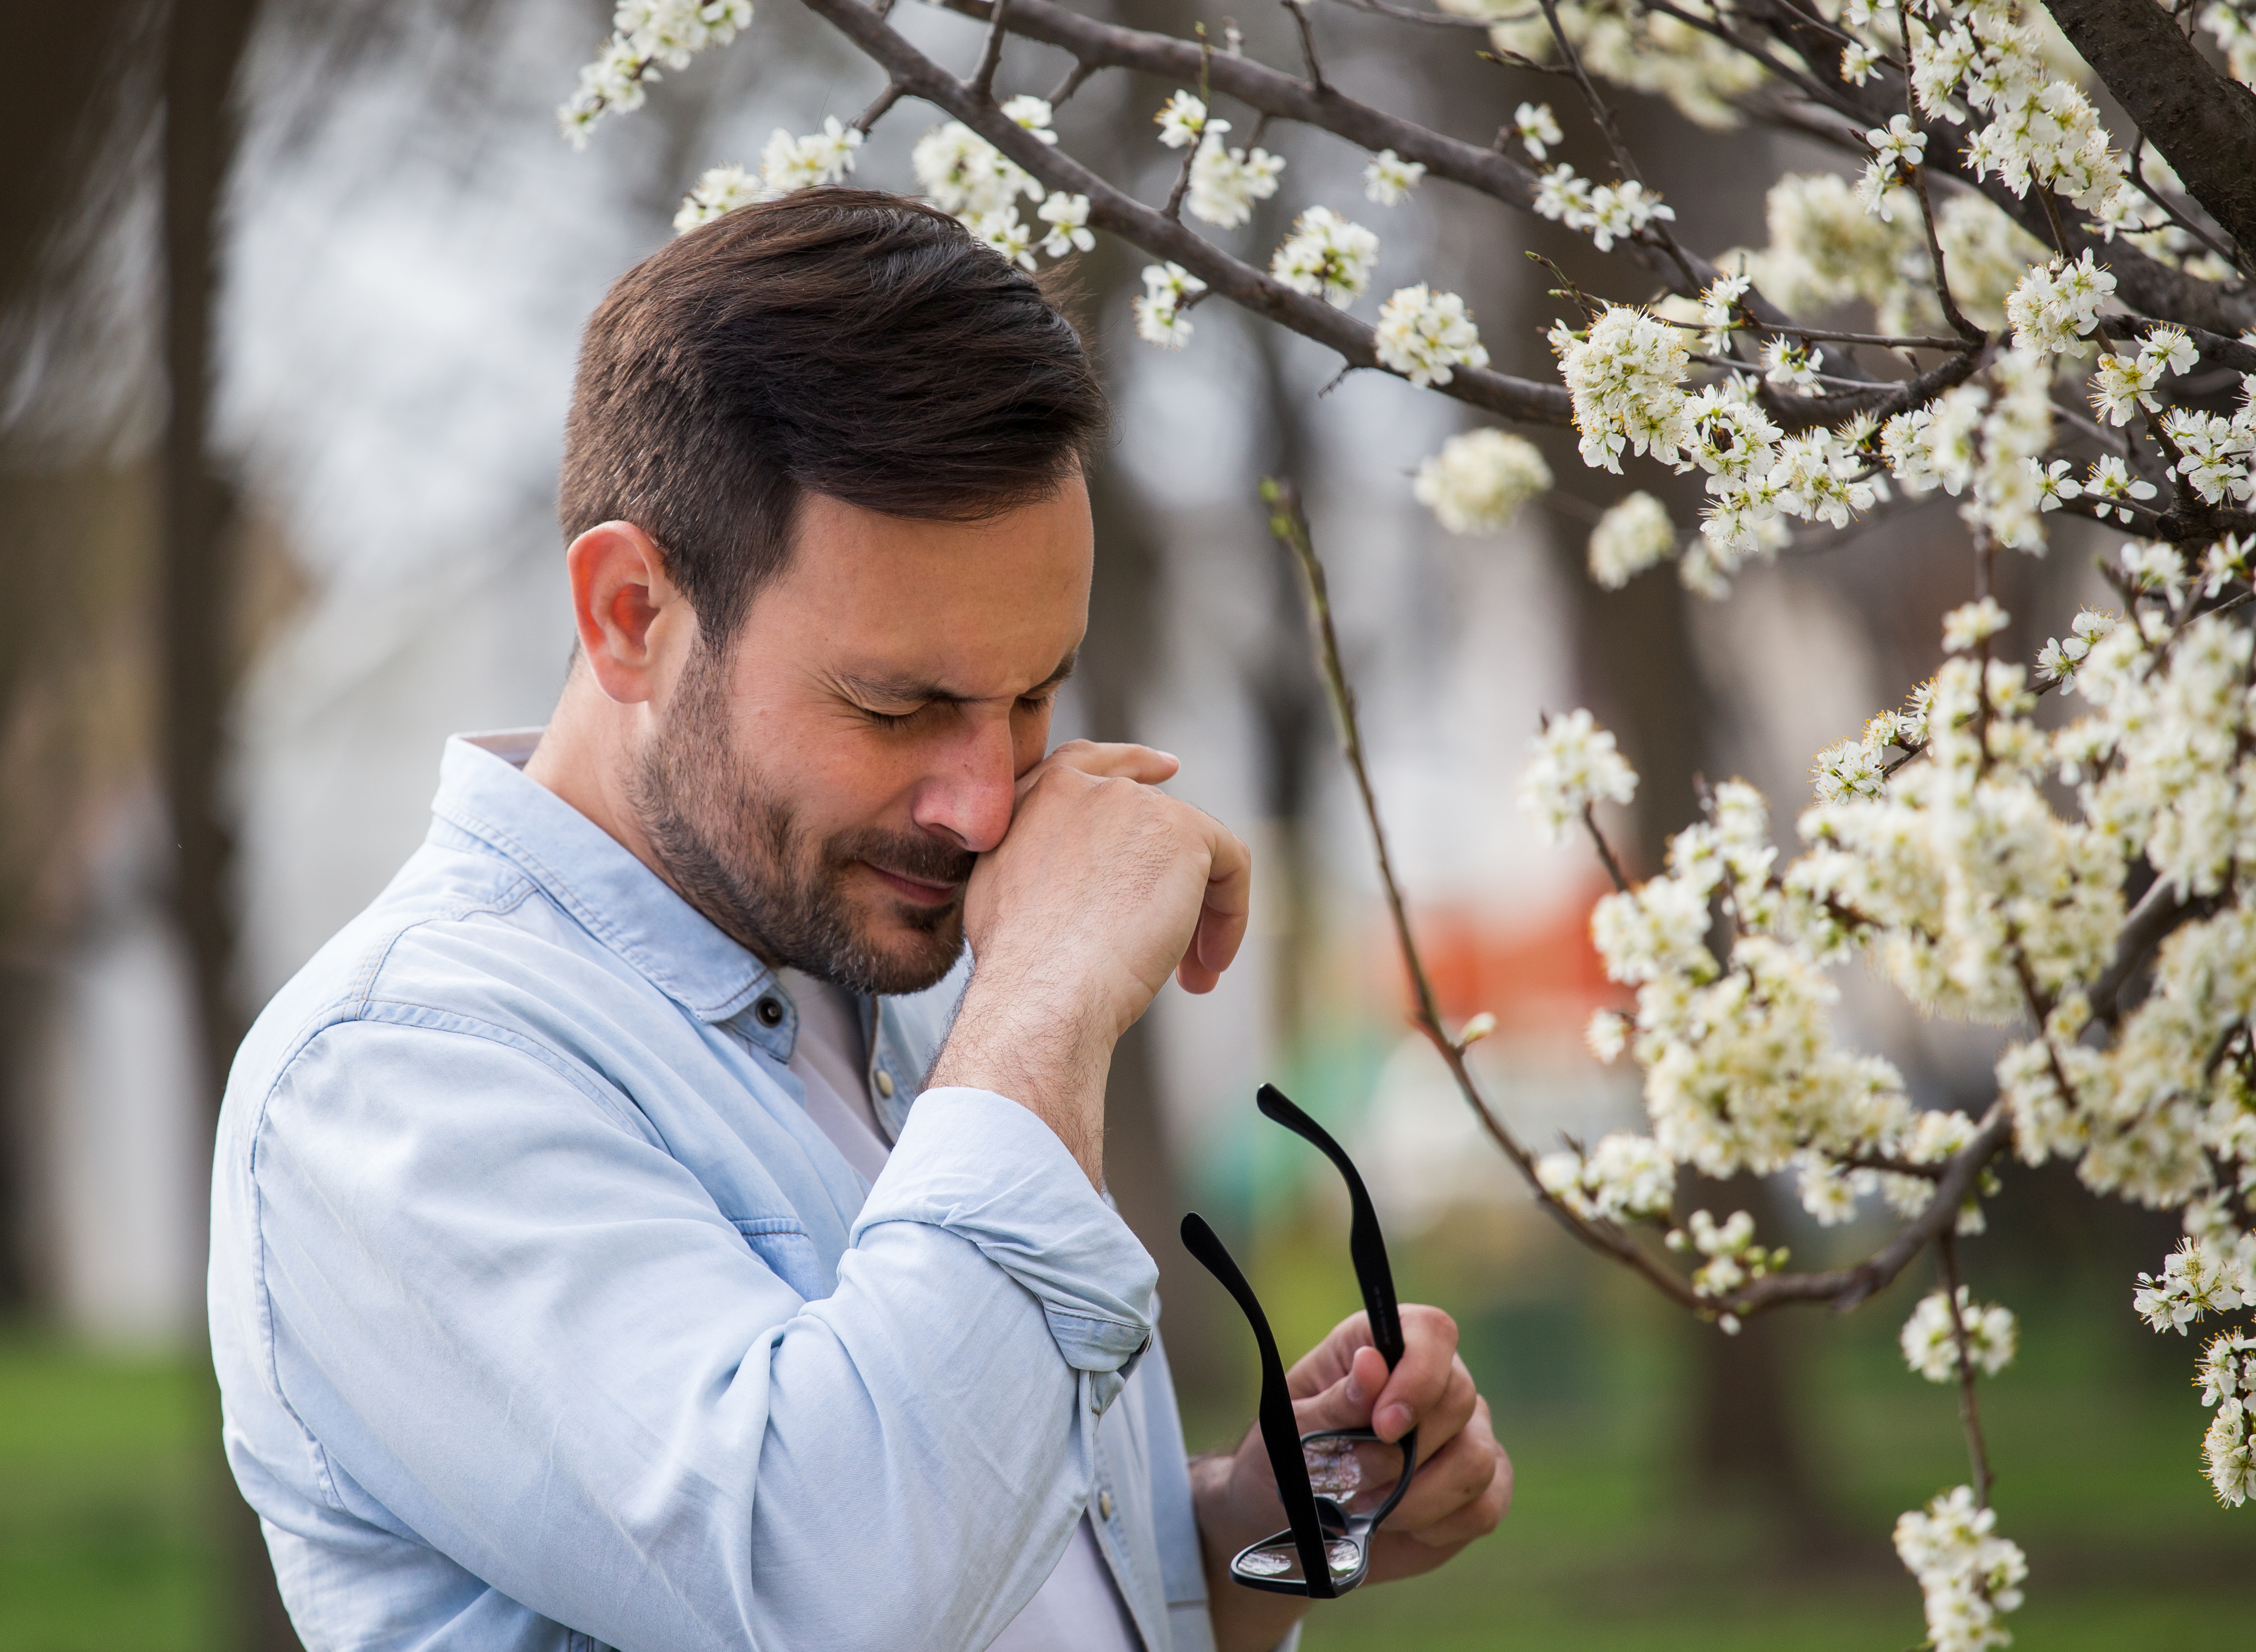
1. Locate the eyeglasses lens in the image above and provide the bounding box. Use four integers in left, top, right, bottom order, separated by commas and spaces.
1232, 1534, 1366, 1583
1301, 1434, 1410, 1520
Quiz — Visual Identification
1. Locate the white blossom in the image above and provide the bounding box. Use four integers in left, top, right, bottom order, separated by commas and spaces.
1188, 137, 1285, 229
1537, 1132, 1676, 1222
913, 121, 1039, 218
2084, 455, 2157, 522
1668, 1208, 1786, 1297
1035, 191, 1094, 257
2004, 251, 2116, 356
1588, 491, 1677, 589
1373, 284, 1488, 387
1154, 89, 1222, 149
1549, 305, 1691, 473
757, 116, 861, 193
674, 163, 766, 232
1413, 428, 1552, 533
559, 0, 755, 145
1900, 1287, 2019, 1382
1132, 262, 1205, 349
1362, 149, 1426, 206
1518, 708, 1638, 842
2135, 1238, 2253, 1333
1697, 271, 1750, 352
1761, 337, 1824, 394
1894, 1487, 2027, 1652
1270, 207, 1381, 306
1532, 162, 1676, 252
970, 206, 1038, 271
1513, 101, 1563, 160
1001, 94, 1057, 141
1941, 597, 2008, 654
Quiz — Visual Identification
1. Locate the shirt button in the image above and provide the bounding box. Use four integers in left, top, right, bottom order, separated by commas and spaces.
1098, 1491, 1114, 1521
875, 1069, 895, 1098
754, 997, 784, 1028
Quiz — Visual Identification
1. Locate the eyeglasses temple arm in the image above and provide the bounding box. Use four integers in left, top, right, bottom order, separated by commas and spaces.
1256, 1084, 1405, 1370
1179, 1213, 1338, 1598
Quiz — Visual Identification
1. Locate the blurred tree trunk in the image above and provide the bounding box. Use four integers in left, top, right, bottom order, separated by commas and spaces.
163, 3, 304, 1648
1082, 450, 1224, 1396
1247, 325, 1326, 1063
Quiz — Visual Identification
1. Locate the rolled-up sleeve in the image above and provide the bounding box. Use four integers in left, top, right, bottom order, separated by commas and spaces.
247, 1019, 1156, 1652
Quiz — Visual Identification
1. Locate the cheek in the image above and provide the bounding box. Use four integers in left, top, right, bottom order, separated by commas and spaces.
1012, 704, 1054, 775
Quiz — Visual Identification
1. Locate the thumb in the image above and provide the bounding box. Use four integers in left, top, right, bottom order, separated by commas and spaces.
1291, 1345, 1391, 1434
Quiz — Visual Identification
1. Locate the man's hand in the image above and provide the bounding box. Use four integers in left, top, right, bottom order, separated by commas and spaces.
929, 740, 1251, 1182
1190, 1306, 1511, 1652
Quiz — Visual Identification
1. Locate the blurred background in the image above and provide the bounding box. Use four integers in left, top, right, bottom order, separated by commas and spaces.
2, 1, 2249, 1648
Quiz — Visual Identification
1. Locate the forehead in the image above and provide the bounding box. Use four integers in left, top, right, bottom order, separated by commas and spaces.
736, 479, 1094, 691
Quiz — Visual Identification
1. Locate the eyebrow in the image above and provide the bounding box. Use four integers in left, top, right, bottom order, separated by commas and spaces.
833, 648, 1079, 709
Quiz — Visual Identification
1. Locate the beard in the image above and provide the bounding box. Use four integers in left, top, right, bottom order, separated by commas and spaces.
628, 641, 974, 997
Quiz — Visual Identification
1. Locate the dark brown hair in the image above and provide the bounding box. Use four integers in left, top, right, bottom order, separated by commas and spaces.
559, 189, 1107, 641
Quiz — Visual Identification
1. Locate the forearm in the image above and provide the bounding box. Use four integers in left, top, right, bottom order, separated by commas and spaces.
928, 963, 1114, 1185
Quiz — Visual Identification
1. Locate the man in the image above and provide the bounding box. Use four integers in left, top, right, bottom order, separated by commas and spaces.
210, 190, 1508, 1652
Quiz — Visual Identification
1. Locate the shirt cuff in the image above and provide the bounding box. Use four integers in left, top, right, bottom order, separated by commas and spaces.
853, 1087, 1159, 1378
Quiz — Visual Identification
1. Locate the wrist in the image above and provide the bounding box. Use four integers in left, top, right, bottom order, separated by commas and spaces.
928, 964, 1112, 1184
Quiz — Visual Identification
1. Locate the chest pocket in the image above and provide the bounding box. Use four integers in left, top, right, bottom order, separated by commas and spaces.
732, 1217, 828, 1301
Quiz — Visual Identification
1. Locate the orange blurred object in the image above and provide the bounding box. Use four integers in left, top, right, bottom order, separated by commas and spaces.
1379, 878, 1619, 1032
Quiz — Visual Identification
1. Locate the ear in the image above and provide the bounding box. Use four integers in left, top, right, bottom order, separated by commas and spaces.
566, 521, 697, 704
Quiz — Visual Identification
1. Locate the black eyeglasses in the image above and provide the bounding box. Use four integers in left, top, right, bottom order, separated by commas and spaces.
1180, 1084, 1416, 1598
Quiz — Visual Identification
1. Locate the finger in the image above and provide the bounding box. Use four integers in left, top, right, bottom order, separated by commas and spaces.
1383, 1399, 1504, 1537
1369, 1305, 1465, 1444
1177, 823, 1252, 994
1288, 1344, 1392, 1434
1012, 741, 1179, 805
1394, 1450, 1510, 1552
1282, 1311, 1369, 1402
1042, 739, 1182, 785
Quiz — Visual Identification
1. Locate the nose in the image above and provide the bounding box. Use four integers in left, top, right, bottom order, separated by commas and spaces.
909, 712, 1018, 854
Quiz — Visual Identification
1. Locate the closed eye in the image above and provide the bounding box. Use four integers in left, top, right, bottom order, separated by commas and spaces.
854, 701, 930, 731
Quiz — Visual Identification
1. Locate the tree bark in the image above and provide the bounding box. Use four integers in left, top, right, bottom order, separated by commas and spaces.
2041, 0, 2256, 261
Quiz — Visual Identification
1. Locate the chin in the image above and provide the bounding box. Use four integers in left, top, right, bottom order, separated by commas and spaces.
855, 905, 965, 995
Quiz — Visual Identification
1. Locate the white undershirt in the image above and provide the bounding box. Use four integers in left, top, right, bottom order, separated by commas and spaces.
775, 971, 1142, 1652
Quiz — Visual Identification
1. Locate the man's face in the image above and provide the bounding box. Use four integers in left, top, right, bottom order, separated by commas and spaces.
631, 476, 1093, 995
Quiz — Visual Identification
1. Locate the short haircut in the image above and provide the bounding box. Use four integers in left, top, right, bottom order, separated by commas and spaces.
559, 189, 1107, 643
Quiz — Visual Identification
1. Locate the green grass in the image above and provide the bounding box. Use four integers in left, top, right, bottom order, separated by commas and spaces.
0, 1331, 221, 1652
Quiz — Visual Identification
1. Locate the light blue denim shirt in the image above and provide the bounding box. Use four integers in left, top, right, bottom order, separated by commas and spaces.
208, 732, 1221, 1652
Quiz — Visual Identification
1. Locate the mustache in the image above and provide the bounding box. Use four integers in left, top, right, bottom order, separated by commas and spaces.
827, 827, 977, 889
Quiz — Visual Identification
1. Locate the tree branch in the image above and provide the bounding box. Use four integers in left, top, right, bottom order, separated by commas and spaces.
796, 0, 1578, 422
2041, 0, 2256, 261
929, 0, 1803, 328
1267, 477, 2020, 1323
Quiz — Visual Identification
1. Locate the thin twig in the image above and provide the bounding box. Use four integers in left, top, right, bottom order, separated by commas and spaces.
1580, 803, 1631, 893
1936, 1232, 1996, 1508
970, 0, 1010, 98
1282, 0, 1329, 91
852, 78, 907, 133
1326, 0, 1521, 28
1044, 58, 1099, 110
1535, 0, 1639, 185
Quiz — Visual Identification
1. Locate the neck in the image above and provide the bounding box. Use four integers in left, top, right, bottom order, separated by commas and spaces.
524, 664, 666, 884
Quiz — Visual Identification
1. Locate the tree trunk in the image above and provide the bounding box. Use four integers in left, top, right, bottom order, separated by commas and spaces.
162, 4, 303, 1649
2040, 0, 2256, 261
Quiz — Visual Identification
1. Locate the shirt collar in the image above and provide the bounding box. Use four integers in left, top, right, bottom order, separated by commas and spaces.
428, 730, 778, 1029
